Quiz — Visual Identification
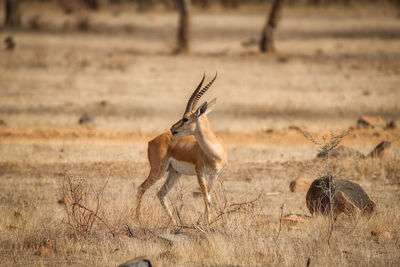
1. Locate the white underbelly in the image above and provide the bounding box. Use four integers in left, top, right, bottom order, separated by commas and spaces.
170, 159, 196, 176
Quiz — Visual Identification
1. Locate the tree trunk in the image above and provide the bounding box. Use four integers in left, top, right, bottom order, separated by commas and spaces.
260, 0, 285, 53
199, 0, 210, 9
82, 0, 99, 10
192, 0, 209, 9
160, 0, 177, 10
222, 0, 239, 9
176, 0, 190, 54
5, 0, 21, 27
137, 0, 154, 12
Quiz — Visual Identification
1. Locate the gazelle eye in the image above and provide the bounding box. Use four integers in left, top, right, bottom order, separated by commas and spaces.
182, 117, 189, 123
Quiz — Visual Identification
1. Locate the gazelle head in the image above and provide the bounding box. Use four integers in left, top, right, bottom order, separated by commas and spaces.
170, 73, 217, 138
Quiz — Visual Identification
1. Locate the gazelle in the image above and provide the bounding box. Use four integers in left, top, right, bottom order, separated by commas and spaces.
135, 73, 227, 224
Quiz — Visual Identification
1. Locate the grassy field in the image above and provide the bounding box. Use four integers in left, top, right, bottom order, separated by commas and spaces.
0, 2, 400, 266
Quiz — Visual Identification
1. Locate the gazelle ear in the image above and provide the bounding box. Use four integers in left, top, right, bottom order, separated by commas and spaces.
195, 102, 208, 117
195, 98, 217, 117
204, 98, 217, 115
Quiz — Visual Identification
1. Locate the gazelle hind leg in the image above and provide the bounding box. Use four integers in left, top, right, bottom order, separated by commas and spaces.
135, 162, 169, 223
157, 166, 181, 224
135, 134, 172, 223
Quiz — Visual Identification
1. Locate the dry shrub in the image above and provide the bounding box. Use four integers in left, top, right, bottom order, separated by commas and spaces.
210, 179, 263, 228
134, 176, 265, 241
302, 130, 350, 235
1, 171, 399, 266
61, 170, 115, 238
171, 177, 263, 231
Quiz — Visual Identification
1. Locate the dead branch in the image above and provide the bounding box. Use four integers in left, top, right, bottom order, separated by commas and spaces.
61, 171, 113, 237
209, 191, 263, 225
72, 202, 116, 237
276, 203, 285, 241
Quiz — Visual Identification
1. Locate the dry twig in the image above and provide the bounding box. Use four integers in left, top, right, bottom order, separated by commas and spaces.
209, 191, 263, 225
276, 203, 285, 241
61, 170, 114, 237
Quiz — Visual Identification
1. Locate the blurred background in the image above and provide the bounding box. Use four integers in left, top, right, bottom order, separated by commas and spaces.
0, 0, 399, 162
0, 0, 399, 132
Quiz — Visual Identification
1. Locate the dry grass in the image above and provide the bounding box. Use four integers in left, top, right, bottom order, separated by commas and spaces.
0, 2, 400, 266
0, 153, 399, 266
1, 3, 399, 131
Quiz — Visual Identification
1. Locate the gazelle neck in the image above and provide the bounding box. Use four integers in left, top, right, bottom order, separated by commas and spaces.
194, 115, 225, 160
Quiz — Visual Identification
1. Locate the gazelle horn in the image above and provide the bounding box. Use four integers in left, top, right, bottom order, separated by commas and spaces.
185, 73, 205, 114
191, 72, 217, 111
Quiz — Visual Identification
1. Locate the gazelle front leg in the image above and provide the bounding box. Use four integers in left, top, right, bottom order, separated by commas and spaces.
206, 170, 220, 203
157, 166, 181, 225
196, 170, 211, 224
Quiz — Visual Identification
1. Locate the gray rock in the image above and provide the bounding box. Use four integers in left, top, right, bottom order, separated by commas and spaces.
118, 256, 153, 267
306, 176, 376, 217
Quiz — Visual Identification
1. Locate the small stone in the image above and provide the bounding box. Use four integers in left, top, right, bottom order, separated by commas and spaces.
362, 90, 370, 96
368, 141, 391, 158
282, 214, 305, 225
371, 229, 393, 243
290, 178, 313, 193
5, 36, 15, 50
371, 229, 391, 238
118, 256, 153, 267
39, 246, 52, 256
315, 48, 324, 55
277, 56, 289, 63
157, 233, 188, 245
357, 115, 385, 129
385, 120, 396, 129
78, 113, 94, 124
7, 225, 20, 231
288, 125, 301, 131
192, 191, 202, 198
57, 196, 71, 205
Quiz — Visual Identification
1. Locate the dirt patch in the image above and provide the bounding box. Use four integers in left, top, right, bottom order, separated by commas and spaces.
1, 127, 398, 146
